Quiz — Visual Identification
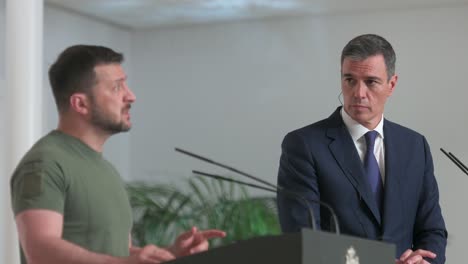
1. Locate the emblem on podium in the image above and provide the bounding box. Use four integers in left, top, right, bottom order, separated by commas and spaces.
345, 246, 360, 264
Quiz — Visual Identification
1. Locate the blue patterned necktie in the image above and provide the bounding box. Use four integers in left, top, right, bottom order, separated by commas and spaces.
364, 131, 384, 212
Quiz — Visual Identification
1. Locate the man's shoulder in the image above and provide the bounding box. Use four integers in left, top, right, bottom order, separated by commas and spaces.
383, 118, 425, 139
289, 118, 332, 135
11, 131, 78, 183
20, 131, 69, 164
10, 132, 73, 216
286, 108, 342, 138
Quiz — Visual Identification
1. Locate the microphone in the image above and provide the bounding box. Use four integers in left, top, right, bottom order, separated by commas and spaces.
175, 147, 341, 234
440, 148, 468, 176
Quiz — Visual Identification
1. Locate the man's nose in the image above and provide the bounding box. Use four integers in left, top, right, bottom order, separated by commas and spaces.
125, 86, 136, 102
353, 81, 367, 98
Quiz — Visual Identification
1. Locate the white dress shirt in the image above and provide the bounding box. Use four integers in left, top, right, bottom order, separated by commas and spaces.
341, 108, 386, 184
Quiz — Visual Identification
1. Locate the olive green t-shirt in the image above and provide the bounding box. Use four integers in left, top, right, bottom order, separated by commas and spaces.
10, 130, 133, 263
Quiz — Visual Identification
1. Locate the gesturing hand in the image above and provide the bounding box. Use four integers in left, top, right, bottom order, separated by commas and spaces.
396, 249, 436, 264
168, 226, 226, 257
127, 244, 175, 264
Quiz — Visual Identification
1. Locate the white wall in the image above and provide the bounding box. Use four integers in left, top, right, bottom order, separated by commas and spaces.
0, 0, 8, 260
129, 5, 468, 262
0, 0, 4, 81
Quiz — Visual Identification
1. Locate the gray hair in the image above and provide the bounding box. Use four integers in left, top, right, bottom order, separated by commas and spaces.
341, 34, 396, 80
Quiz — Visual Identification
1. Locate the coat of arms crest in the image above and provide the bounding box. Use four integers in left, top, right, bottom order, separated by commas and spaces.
345, 246, 360, 264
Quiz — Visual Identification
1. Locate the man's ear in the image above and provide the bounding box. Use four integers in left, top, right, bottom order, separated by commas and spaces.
387, 74, 398, 97
69, 93, 90, 115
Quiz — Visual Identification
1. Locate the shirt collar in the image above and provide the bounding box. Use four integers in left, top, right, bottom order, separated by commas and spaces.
340, 107, 385, 142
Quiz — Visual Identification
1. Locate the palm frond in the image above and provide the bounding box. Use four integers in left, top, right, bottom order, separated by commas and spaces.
126, 176, 280, 247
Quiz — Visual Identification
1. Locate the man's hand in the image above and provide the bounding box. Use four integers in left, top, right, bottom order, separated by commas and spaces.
168, 226, 226, 257
396, 249, 436, 264
126, 245, 175, 264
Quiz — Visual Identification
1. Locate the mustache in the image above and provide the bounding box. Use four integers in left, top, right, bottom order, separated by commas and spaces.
122, 104, 132, 113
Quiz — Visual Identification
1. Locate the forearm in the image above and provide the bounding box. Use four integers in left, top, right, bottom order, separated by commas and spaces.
23, 237, 127, 264
412, 228, 447, 264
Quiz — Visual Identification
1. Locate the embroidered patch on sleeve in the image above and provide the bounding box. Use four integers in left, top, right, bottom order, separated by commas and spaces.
20, 173, 43, 199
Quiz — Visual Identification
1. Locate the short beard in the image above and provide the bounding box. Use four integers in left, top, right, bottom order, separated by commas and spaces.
89, 97, 131, 135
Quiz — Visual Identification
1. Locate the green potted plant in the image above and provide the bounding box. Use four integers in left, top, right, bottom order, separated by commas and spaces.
126, 176, 280, 247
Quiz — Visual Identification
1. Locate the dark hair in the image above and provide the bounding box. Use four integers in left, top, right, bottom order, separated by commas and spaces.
341, 34, 396, 80
48, 45, 123, 112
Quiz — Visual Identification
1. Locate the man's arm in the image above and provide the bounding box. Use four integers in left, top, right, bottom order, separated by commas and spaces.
277, 131, 321, 232
407, 137, 447, 263
394, 136, 447, 264
16, 209, 174, 264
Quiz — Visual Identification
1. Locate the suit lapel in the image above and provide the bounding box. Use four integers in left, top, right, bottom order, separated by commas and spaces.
381, 120, 404, 236
326, 108, 382, 225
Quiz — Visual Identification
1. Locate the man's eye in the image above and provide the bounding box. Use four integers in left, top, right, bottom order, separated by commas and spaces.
365, 80, 377, 86
114, 83, 122, 91
345, 78, 355, 85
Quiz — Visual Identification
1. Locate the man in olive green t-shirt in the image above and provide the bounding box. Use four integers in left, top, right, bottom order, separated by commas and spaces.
11, 130, 134, 263
10, 45, 225, 264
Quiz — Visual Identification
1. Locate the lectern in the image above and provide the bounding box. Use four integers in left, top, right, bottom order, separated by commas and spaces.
167, 229, 395, 264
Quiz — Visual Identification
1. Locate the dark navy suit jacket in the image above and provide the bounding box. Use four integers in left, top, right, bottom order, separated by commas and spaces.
277, 107, 447, 263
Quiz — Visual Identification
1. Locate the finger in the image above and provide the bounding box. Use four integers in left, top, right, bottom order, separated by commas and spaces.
399, 249, 414, 261
147, 251, 175, 262
189, 240, 209, 254
186, 230, 225, 249
413, 249, 436, 259
180, 227, 198, 241
197, 229, 227, 239
142, 245, 175, 262
175, 227, 198, 248
178, 227, 197, 240
404, 255, 422, 264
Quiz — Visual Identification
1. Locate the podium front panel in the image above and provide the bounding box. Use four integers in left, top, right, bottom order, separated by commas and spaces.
167, 229, 395, 264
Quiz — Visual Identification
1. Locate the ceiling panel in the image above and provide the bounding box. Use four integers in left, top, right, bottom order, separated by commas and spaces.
45, 0, 468, 29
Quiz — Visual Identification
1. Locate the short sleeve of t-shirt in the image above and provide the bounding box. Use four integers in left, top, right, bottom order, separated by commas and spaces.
11, 159, 67, 215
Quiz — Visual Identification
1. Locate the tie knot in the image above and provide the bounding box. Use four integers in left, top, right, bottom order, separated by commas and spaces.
365, 130, 379, 148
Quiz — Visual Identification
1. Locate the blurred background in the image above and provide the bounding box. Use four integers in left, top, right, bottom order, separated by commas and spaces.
2, 0, 468, 262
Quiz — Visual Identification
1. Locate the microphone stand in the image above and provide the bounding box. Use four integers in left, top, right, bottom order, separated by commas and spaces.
175, 147, 341, 234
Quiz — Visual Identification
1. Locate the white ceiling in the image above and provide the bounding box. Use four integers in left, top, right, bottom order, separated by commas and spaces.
45, 0, 468, 29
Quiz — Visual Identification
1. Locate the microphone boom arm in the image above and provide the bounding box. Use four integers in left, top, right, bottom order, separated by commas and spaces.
440, 148, 468, 176
192, 170, 341, 234
176, 147, 340, 234
175, 148, 277, 189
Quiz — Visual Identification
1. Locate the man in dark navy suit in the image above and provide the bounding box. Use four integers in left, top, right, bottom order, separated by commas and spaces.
277, 34, 447, 264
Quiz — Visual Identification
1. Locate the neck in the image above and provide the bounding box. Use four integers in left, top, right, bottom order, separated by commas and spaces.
57, 115, 110, 153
